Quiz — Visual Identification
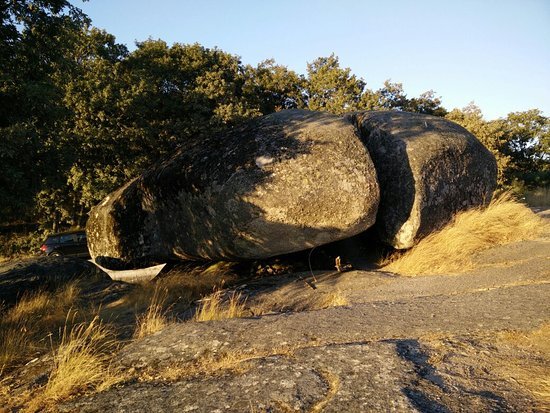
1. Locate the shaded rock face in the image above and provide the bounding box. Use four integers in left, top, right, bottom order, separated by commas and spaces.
350, 111, 497, 249
87, 110, 380, 268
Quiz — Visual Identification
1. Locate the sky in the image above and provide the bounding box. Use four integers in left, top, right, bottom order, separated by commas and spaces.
78, 0, 550, 120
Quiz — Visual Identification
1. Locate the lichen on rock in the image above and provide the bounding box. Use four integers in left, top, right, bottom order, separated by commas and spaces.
87, 110, 380, 268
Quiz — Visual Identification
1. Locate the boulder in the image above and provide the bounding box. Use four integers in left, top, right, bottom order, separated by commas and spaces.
87, 110, 380, 267
350, 111, 497, 249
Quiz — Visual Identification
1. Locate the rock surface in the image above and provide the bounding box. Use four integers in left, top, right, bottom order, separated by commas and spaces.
87, 109, 379, 268
60, 231, 550, 412
0, 256, 110, 305
350, 111, 497, 249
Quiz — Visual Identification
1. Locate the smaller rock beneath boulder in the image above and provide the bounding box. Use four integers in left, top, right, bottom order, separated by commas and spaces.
350, 111, 497, 249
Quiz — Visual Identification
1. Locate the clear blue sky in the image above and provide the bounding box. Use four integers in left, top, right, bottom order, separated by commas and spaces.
78, 0, 549, 120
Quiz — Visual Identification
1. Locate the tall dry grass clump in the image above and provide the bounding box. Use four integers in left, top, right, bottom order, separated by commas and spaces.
121, 262, 238, 315
382, 193, 547, 276
133, 286, 171, 339
0, 282, 81, 373
194, 291, 247, 322
27, 316, 122, 411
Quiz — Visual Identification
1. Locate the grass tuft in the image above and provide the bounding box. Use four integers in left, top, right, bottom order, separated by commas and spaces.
315, 290, 349, 309
27, 316, 122, 411
382, 193, 547, 275
133, 286, 171, 339
194, 291, 247, 322
0, 282, 81, 374
0, 323, 31, 377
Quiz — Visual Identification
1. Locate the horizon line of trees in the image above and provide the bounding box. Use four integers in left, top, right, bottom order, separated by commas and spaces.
1, 0, 549, 232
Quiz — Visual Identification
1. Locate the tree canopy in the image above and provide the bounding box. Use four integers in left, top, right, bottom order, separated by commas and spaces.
1, 1, 548, 231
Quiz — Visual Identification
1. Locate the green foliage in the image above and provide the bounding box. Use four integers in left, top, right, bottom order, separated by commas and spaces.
243, 59, 305, 113
59, 40, 301, 220
360, 81, 446, 115
1, 1, 547, 236
305, 54, 365, 114
446, 104, 549, 188
502, 109, 549, 187
0, 229, 43, 260
0, 0, 89, 226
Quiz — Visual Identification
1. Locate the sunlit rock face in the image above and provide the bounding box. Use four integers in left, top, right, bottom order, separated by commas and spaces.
350, 111, 497, 249
87, 110, 380, 268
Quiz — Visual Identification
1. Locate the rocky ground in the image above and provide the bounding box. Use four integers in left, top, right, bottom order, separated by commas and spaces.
70, 228, 549, 412
1, 214, 549, 412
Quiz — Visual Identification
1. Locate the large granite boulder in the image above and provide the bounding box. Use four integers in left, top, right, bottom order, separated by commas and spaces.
87, 110, 380, 267
350, 111, 497, 249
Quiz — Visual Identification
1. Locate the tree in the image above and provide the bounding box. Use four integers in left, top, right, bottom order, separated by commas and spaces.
41, 28, 129, 228
360, 80, 408, 111
502, 109, 549, 187
407, 90, 447, 116
58, 40, 270, 225
0, 0, 89, 226
446, 105, 550, 187
305, 54, 365, 114
242, 59, 305, 114
359, 81, 446, 116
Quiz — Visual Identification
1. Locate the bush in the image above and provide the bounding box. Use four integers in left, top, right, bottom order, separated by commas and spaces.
0, 229, 43, 260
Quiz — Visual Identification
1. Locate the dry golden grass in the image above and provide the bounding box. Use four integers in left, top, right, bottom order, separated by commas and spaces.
133, 286, 171, 339
0, 323, 30, 377
26, 316, 123, 411
495, 323, 550, 404
0, 282, 81, 374
313, 290, 349, 309
5, 282, 80, 325
1, 263, 242, 410
194, 291, 247, 322
118, 262, 238, 316
382, 193, 547, 275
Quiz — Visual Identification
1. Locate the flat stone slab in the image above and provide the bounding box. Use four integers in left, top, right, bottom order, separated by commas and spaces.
60, 234, 550, 412
63, 336, 542, 412
116, 282, 549, 370
91, 261, 166, 283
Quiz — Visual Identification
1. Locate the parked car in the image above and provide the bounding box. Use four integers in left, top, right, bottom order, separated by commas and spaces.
39, 230, 90, 258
